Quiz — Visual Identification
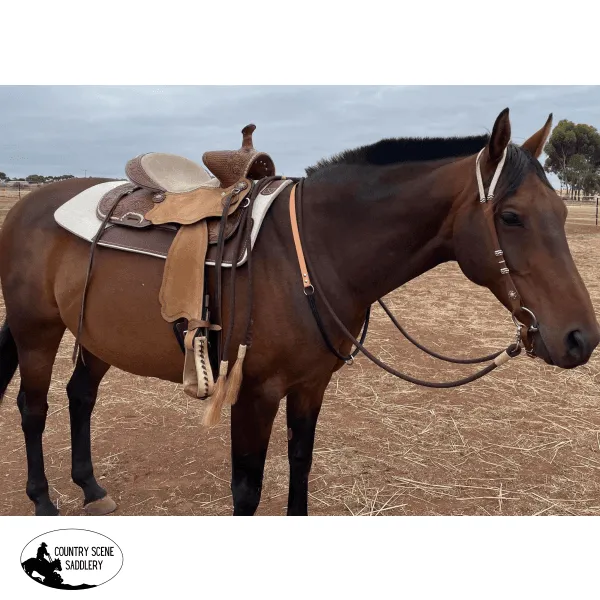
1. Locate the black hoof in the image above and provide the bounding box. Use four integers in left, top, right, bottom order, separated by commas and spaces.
35, 502, 59, 516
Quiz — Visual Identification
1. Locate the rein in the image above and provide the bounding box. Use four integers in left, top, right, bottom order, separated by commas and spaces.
289, 147, 535, 388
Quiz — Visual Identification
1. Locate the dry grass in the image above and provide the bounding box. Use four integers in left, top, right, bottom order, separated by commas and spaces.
563, 203, 599, 227
1, 194, 600, 516
0, 190, 29, 221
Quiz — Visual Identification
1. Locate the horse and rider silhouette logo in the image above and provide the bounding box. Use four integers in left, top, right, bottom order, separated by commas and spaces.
21, 529, 123, 589
21, 541, 95, 590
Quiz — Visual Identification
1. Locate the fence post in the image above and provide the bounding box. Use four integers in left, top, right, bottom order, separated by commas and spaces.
596, 196, 598, 227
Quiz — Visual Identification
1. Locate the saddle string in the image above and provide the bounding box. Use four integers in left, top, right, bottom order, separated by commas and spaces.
220, 177, 278, 360
220, 200, 250, 358
72, 189, 132, 364
293, 178, 522, 389
243, 211, 255, 348
212, 186, 240, 365
202, 177, 278, 425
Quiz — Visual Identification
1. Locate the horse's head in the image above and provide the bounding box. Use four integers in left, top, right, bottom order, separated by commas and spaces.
453, 108, 599, 368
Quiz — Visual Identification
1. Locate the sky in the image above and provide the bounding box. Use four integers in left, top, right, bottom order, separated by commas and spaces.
1, 85, 600, 183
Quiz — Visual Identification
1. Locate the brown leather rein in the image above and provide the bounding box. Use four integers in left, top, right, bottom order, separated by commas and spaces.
289, 148, 537, 388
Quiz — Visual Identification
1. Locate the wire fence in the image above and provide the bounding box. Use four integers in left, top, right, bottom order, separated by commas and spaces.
2, 185, 599, 226
564, 199, 600, 227
0, 184, 36, 200
554, 190, 600, 226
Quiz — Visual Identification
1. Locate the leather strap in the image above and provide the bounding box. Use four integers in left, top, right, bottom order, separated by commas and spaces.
475, 148, 537, 343
482, 200, 522, 314
378, 298, 503, 364
72, 189, 128, 363
291, 178, 521, 387
289, 184, 313, 291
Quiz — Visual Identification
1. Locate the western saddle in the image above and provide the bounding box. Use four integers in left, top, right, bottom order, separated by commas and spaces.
78, 123, 282, 425
124, 123, 275, 194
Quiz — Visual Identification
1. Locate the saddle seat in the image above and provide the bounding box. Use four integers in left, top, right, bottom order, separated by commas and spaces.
125, 153, 220, 193
117, 123, 275, 229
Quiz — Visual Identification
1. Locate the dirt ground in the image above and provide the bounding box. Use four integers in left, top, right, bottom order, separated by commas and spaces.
1, 190, 600, 516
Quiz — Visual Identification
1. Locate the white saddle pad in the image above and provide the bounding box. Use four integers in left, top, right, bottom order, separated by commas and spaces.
54, 179, 293, 267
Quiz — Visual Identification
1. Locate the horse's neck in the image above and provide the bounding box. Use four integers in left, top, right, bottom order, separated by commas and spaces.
304, 159, 469, 309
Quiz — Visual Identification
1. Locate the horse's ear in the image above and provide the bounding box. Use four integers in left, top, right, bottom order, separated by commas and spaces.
487, 108, 511, 163
521, 113, 553, 159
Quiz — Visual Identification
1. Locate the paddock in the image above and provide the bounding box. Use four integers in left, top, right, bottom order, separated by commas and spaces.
1, 188, 599, 516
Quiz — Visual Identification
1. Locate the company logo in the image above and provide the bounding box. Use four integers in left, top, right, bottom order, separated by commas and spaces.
21, 529, 123, 590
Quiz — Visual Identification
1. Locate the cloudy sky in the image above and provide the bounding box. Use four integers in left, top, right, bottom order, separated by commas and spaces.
1, 86, 599, 182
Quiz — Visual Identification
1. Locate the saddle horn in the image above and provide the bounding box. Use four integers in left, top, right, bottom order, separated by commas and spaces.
203, 123, 275, 188
241, 124, 256, 150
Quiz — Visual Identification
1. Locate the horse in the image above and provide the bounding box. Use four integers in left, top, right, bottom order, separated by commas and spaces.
0, 108, 598, 516
22, 557, 63, 582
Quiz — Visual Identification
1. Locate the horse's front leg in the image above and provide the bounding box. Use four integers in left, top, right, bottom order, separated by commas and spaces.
285, 381, 327, 516
230, 385, 280, 515
67, 348, 116, 515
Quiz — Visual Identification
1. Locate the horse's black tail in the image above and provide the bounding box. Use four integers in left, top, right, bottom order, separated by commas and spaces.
0, 321, 19, 403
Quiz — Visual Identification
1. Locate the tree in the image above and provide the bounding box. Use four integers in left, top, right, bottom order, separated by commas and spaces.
25, 175, 46, 184
544, 120, 600, 198
0, 172, 7, 182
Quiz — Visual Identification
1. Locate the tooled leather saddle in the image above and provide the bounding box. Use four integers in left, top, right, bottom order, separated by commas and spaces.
78, 124, 281, 402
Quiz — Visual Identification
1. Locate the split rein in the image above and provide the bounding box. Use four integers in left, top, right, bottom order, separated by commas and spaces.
289, 148, 538, 389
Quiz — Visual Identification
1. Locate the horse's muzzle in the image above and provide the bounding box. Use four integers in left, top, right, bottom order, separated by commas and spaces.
531, 325, 600, 369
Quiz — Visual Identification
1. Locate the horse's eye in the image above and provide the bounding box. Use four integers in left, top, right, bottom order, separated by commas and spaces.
500, 211, 522, 226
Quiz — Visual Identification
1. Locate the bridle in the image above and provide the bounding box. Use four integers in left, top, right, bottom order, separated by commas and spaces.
475, 147, 539, 358
288, 145, 539, 388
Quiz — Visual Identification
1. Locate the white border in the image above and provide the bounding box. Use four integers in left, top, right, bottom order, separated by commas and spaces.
2, 517, 600, 597
1, 1, 599, 84
2, 0, 600, 596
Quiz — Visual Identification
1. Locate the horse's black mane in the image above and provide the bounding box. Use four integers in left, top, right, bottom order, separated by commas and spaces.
306, 135, 490, 174
305, 134, 553, 195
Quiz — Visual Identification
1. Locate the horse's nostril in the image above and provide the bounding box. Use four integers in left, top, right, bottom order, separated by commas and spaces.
566, 330, 587, 361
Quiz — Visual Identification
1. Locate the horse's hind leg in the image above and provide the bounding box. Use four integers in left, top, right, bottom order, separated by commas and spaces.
66, 348, 115, 515
285, 381, 327, 516
13, 321, 65, 515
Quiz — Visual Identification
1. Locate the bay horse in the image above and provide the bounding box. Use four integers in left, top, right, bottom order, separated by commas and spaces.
0, 108, 598, 516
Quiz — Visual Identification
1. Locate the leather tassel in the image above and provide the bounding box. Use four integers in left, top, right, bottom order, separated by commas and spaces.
223, 344, 246, 407
202, 360, 228, 427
